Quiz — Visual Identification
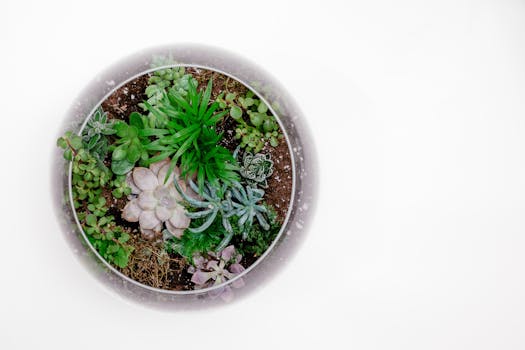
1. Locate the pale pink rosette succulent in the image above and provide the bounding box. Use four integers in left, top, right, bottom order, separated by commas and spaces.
188, 245, 246, 302
122, 159, 194, 240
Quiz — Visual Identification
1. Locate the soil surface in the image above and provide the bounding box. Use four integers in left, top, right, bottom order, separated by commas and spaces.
90, 67, 293, 290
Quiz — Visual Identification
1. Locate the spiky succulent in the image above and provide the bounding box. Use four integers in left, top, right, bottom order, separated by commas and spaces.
143, 78, 238, 193
174, 179, 235, 236
235, 148, 274, 188
188, 245, 245, 302
230, 185, 270, 239
140, 61, 197, 128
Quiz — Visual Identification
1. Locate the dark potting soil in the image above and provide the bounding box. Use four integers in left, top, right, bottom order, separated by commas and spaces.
90, 67, 293, 291
101, 74, 150, 121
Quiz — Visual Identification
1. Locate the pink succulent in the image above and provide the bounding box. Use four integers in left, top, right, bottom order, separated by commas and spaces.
122, 159, 195, 240
188, 245, 246, 302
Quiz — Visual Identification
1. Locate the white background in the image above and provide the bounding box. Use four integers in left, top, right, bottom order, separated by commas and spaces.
2, 0, 525, 349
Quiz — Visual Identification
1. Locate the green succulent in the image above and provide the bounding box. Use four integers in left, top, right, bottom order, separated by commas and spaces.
140, 64, 197, 128
230, 184, 270, 240
235, 205, 280, 258
143, 78, 238, 192
57, 131, 83, 161
219, 90, 283, 153
163, 222, 223, 262
57, 134, 134, 268
234, 148, 274, 188
111, 111, 167, 175
174, 179, 235, 234
82, 107, 115, 160
84, 213, 134, 268
71, 149, 111, 206
111, 175, 131, 199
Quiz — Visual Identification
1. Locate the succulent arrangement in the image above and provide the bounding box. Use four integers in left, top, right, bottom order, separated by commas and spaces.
56, 63, 293, 301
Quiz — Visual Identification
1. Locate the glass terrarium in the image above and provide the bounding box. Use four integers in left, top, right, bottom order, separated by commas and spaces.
52, 44, 316, 309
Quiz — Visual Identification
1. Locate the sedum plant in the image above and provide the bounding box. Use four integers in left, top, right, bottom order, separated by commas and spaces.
188, 245, 245, 302
83, 213, 134, 268
122, 159, 192, 240
143, 78, 238, 192
111, 175, 131, 199
57, 135, 134, 268
218, 90, 283, 153
234, 148, 274, 188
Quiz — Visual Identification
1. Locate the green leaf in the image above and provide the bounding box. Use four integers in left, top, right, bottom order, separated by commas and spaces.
126, 143, 141, 163
112, 146, 127, 161
129, 112, 144, 129
86, 214, 97, 227
118, 233, 130, 243
226, 92, 236, 102
230, 105, 242, 119
138, 128, 169, 137
63, 149, 73, 161
112, 159, 134, 175
198, 78, 213, 117
258, 102, 268, 113
70, 135, 83, 149
113, 248, 129, 268
144, 151, 173, 165
57, 137, 67, 149
127, 126, 139, 138
114, 122, 128, 137
107, 243, 119, 254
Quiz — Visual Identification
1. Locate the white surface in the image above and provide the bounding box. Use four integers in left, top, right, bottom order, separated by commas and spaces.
2, 0, 525, 349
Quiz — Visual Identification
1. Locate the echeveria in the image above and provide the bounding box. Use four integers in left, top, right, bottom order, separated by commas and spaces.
122, 159, 194, 240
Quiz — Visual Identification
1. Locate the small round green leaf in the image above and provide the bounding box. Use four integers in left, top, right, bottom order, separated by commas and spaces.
230, 106, 243, 120
86, 214, 97, 227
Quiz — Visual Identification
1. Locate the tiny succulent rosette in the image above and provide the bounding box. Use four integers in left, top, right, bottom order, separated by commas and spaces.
237, 150, 274, 188
122, 158, 196, 240
188, 245, 246, 302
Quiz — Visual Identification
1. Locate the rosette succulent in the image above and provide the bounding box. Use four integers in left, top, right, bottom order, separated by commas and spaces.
188, 245, 245, 302
122, 158, 194, 240
235, 148, 274, 188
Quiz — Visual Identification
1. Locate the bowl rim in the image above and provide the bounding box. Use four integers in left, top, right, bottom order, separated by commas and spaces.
67, 63, 297, 295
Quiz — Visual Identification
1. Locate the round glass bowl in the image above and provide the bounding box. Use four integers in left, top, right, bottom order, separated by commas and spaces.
52, 44, 317, 309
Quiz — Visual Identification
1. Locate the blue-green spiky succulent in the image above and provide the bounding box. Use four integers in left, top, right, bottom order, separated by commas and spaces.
230, 185, 270, 240
174, 178, 271, 251
174, 179, 235, 234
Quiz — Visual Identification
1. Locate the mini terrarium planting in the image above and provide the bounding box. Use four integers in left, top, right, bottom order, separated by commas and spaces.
56, 61, 295, 302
